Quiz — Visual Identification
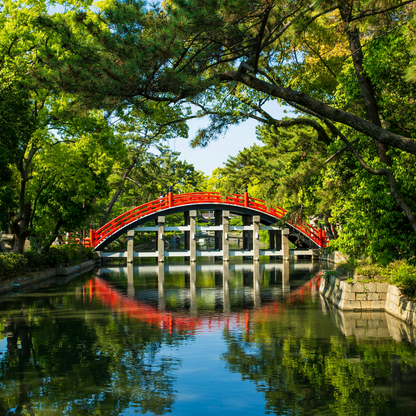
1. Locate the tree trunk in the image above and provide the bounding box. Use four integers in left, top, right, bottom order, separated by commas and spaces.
42, 218, 64, 252
10, 205, 31, 255
338, 2, 391, 166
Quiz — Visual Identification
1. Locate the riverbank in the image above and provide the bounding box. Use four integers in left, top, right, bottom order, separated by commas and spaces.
0, 259, 94, 295
320, 273, 416, 327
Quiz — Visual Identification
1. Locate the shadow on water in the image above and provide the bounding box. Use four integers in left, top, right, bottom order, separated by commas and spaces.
0, 259, 415, 415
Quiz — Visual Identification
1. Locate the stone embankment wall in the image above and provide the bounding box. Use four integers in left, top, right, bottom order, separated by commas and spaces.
321, 296, 416, 345
0, 259, 94, 294
320, 274, 416, 327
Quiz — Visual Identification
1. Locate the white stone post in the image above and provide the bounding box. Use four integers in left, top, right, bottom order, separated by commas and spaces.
253, 215, 260, 261
190, 210, 197, 262
282, 228, 290, 260
222, 210, 230, 262
127, 230, 134, 263
157, 216, 165, 262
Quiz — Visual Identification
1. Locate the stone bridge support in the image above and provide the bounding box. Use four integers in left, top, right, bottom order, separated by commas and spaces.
102, 210, 296, 262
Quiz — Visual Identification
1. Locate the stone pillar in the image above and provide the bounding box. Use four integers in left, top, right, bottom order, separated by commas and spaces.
242, 215, 253, 251
214, 210, 222, 251
269, 230, 275, 250
222, 210, 230, 262
127, 230, 134, 263
282, 260, 290, 293
184, 211, 190, 250
282, 228, 290, 260
223, 262, 230, 313
269, 229, 281, 259
253, 215, 260, 261
127, 262, 134, 298
158, 262, 165, 312
157, 216, 165, 262
94, 252, 102, 266
190, 262, 197, 315
253, 261, 261, 308
189, 210, 197, 262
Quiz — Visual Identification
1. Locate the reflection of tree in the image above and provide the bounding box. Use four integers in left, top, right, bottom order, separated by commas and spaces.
222, 311, 416, 416
0, 284, 182, 415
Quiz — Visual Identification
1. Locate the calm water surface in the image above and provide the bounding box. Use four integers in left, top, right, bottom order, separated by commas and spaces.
0, 260, 415, 415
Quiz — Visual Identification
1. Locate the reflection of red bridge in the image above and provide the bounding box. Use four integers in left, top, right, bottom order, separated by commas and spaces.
84, 274, 322, 333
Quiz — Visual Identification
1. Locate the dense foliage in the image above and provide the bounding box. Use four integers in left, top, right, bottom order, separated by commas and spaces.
0, 244, 94, 279
1, 0, 416, 264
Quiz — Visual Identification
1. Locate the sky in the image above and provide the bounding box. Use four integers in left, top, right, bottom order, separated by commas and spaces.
168, 102, 288, 177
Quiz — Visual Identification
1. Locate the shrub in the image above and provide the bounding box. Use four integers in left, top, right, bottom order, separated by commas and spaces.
380, 260, 416, 297
0, 253, 28, 278
0, 243, 94, 279
24, 251, 47, 268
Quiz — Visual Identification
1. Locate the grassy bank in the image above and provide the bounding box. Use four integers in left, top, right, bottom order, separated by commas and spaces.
335, 258, 416, 298
0, 244, 94, 280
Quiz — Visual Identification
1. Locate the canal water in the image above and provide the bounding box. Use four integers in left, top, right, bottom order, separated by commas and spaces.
0, 260, 415, 415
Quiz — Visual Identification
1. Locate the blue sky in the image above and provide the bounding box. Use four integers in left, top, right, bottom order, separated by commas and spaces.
170, 102, 287, 176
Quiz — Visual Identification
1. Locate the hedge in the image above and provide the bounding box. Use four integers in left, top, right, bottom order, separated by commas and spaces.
0, 244, 94, 279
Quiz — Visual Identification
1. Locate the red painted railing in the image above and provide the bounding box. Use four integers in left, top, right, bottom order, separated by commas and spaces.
91, 191, 328, 249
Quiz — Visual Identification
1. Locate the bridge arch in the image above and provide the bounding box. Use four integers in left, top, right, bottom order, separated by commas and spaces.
91, 192, 327, 251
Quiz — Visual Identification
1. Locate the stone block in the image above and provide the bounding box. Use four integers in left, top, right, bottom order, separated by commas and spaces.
361, 301, 371, 310
344, 327, 355, 337
367, 319, 379, 329
388, 285, 401, 296
377, 283, 389, 292
400, 309, 409, 321
364, 283, 377, 292
409, 311, 416, 325
351, 283, 364, 293
341, 300, 354, 310
356, 293, 367, 301
344, 300, 361, 311
370, 301, 383, 310
355, 328, 365, 338
344, 292, 356, 301
340, 281, 353, 293
360, 312, 373, 320
377, 327, 390, 338
407, 301, 416, 312
378, 319, 388, 328
356, 319, 368, 328
367, 293, 380, 301
399, 297, 410, 310
388, 293, 400, 306
379, 292, 387, 301
367, 328, 379, 338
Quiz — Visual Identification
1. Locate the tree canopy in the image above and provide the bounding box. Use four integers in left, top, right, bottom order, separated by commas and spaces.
1, 0, 416, 259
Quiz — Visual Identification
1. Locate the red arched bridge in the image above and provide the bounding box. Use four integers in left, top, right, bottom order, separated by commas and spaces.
87, 191, 328, 251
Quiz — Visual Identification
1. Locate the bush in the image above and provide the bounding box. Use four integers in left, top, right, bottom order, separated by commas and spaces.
0, 243, 94, 279
380, 260, 416, 297
24, 251, 47, 268
0, 253, 28, 278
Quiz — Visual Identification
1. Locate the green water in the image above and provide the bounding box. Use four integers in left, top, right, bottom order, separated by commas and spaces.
0, 260, 415, 415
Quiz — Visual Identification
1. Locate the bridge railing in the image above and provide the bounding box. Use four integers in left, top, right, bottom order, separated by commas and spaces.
92, 191, 328, 248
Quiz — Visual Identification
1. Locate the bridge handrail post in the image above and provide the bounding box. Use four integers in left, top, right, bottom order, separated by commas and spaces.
90, 229, 96, 248
244, 190, 249, 207
168, 191, 173, 208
